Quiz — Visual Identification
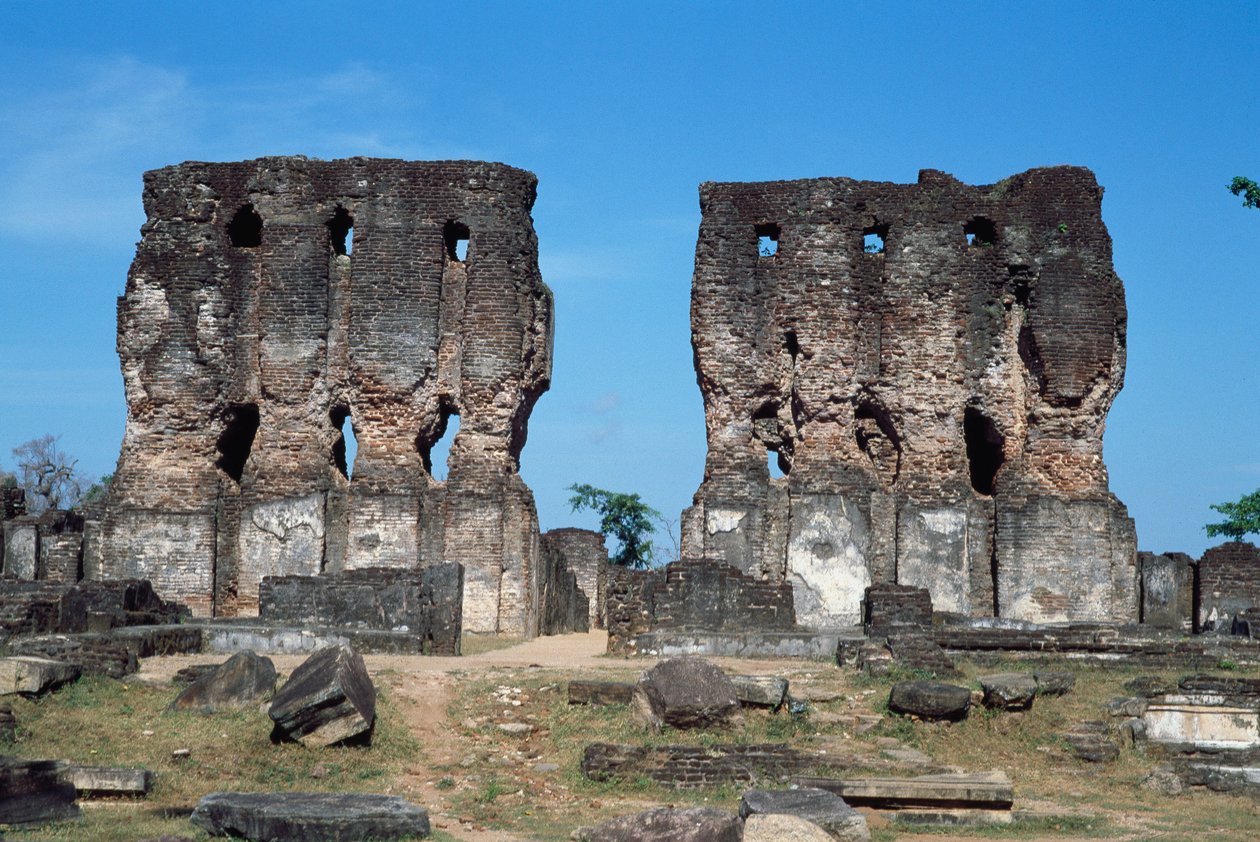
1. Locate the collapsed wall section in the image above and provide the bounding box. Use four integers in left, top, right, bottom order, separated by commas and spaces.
94, 157, 554, 634
683, 166, 1136, 626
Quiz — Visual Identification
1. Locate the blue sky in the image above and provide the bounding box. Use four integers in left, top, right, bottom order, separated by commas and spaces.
0, 2, 1256, 558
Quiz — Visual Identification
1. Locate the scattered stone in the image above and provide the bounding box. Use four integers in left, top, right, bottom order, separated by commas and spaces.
855, 643, 895, 676
1033, 671, 1076, 697
1142, 763, 1184, 796
796, 770, 1014, 810
0, 756, 80, 826
632, 657, 739, 731
793, 686, 845, 703
0, 702, 15, 742
1122, 675, 1173, 698
0, 656, 82, 696
979, 673, 1038, 711
498, 723, 534, 736
173, 663, 221, 685
268, 644, 376, 747
1062, 721, 1119, 763
172, 748, 191, 761
1103, 696, 1148, 718
740, 787, 871, 841
568, 680, 634, 706
534, 762, 560, 773
587, 806, 742, 842
190, 791, 430, 841
887, 681, 971, 722
168, 651, 277, 713
60, 763, 154, 797
883, 747, 935, 766
742, 813, 834, 842
1118, 717, 1146, 746
730, 675, 789, 709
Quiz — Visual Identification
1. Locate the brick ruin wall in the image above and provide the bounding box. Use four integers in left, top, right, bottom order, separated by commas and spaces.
1198, 541, 1260, 631
682, 166, 1137, 626
88, 157, 555, 635
541, 527, 609, 628
258, 564, 463, 654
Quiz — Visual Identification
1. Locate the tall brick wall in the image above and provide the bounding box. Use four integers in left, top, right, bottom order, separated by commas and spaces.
1198, 541, 1260, 631
542, 527, 609, 628
96, 157, 554, 634
683, 166, 1136, 626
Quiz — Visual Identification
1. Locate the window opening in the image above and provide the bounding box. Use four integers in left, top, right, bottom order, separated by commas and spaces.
964, 217, 997, 247
227, 204, 263, 248
767, 447, 788, 479
328, 207, 354, 256
862, 224, 888, 254
444, 220, 470, 263
215, 403, 260, 483
755, 223, 780, 257
417, 410, 460, 481
963, 406, 1005, 495
330, 406, 357, 479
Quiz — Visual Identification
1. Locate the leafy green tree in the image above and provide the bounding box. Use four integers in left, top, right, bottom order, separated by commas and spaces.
1205, 489, 1260, 541
567, 483, 661, 568
1229, 177, 1259, 210
80, 473, 113, 506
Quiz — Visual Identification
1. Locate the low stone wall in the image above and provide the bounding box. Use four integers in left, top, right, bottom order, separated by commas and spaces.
864, 583, 933, 634
605, 559, 798, 655
582, 742, 840, 789
258, 564, 463, 655
0, 578, 188, 644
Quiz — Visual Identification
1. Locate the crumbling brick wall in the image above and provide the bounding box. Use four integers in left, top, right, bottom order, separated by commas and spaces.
1198, 541, 1260, 631
542, 528, 609, 628
92, 157, 554, 635
683, 166, 1136, 626
259, 564, 463, 654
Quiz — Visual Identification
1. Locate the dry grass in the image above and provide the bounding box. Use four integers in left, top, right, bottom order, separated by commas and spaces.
2, 651, 1259, 841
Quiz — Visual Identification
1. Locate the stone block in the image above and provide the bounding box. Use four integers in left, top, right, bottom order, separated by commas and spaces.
0, 656, 81, 696
0, 756, 80, 826
795, 770, 1013, 810
268, 644, 375, 746
633, 657, 739, 731
568, 680, 634, 706
887, 681, 971, 722
190, 791, 430, 841
60, 763, 154, 797
978, 673, 1038, 710
739, 787, 870, 840
742, 814, 833, 842
1033, 671, 1076, 696
168, 651, 276, 713
588, 806, 742, 842
730, 675, 789, 709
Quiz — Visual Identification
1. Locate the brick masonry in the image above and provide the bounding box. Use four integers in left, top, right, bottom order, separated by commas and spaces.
1198, 541, 1260, 631
682, 166, 1136, 626
541, 528, 609, 628
91, 157, 555, 635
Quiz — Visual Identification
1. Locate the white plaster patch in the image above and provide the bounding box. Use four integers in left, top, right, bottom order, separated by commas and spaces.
898, 507, 969, 614
239, 494, 326, 605
1007, 591, 1069, 624
706, 508, 747, 535
786, 494, 870, 627
4, 525, 37, 580
1143, 704, 1260, 750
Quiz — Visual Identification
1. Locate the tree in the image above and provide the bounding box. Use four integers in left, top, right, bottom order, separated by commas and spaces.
11, 435, 87, 514
1229, 177, 1260, 210
1205, 489, 1260, 542
567, 483, 661, 568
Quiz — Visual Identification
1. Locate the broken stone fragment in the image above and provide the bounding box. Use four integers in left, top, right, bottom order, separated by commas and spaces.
0, 656, 82, 696
730, 675, 789, 709
1103, 696, 1148, 718
568, 680, 634, 706
268, 644, 376, 747
978, 673, 1038, 711
1062, 721, 1120, 762
632, 657, 739, 731
168, 651, 276, 713
739, 787, 871, 841
742, 813, 834, 842
587, 806, 743, 842
0, 756, 80, 826
1033, 671, 1076, 696
190, 791, 430, 841
887, 680, 971, 722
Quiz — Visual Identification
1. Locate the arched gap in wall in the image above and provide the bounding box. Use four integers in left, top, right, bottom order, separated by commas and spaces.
328, 207, 354, 256
215, 403, 260, 483
417, 409, 460, 480
755, 222, 780, 257
228, 204, 263, 248
963, 406, 1005, 495
767, 447, 789, 479
330, 405, 357, 479
444, 220, 470, 262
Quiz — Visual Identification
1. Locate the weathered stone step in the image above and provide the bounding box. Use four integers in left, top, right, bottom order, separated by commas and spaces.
60, 763, 154, 797
794, 771, 1014, 810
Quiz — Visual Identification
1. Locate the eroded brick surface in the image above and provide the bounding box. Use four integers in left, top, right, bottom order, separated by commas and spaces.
682, 166, 1136, 625
94, 157, 553, 633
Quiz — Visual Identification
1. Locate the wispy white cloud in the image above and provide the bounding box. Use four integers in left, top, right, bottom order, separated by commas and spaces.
590, 391, 621, 414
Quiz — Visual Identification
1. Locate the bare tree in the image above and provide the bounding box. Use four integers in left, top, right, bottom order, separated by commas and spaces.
12, 435, 87, 514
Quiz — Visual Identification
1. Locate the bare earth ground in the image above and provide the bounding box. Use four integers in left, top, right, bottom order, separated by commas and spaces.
132, 632, 1218, 842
